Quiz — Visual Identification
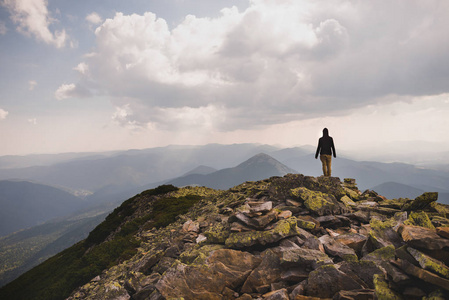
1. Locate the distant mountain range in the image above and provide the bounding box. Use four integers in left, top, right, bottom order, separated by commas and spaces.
167, 153, 297, 189
1, 144, 449, 287
0, 180, 87, 237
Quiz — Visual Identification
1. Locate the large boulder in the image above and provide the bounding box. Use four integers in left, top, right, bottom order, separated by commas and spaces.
306, 264, 365, 298
156, 249, 261, 299
241, 249, 282, 293
291, 187, 345, 216
280, 247, 332, 270
398, 224, 449, 250
402, 192, 438, 211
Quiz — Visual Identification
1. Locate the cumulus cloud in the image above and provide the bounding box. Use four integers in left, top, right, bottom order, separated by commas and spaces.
2, 0, 67, 48
0, 108, 8, 120
74, 62, 88, 75
55, 83, 76, 100
71, 0, 449, 131
54, 83, 90, 100
86, 12, 102, 25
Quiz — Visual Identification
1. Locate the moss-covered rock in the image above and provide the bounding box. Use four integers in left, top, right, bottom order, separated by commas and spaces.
404, 211, 435, 229
291, 187, 341, 216
225, 217, 299, 248
407, 247, 449, 279
373, 274, 403, 300
202, 222, 230, 244
362, 245, 396, 262
179, 244, 224, 265
340, 195, 356, 207
402, 192, 438, 211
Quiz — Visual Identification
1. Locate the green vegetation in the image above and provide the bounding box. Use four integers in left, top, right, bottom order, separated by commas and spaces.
85, 184, 179, 245
0, 184, 206, 300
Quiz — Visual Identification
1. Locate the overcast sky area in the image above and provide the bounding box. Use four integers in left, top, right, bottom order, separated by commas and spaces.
0, 0, 449, 157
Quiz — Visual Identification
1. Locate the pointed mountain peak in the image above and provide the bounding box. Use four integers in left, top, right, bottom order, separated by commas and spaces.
237, 153, 297, 174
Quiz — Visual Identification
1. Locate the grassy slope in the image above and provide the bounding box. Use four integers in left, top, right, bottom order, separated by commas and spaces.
0, 184, 205, 300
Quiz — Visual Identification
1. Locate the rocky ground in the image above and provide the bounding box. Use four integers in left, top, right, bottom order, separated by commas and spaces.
67, 174, 449, 300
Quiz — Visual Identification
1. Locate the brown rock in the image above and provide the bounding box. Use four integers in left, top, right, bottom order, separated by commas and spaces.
338, 260, 383, 289
318, 235, 358, 261
392, 258, 449, 291
230, 222, 252, 232
236, 294, 252, 300
280, 247, 332, 269
278, 210, 293, 219
294, 296, 329, 300
252, 209, 279, 227
335, 233, 367, 252
156, 249, 261, 299
264, 288, 289, 300
333, 289, 375, 300
182, 220, 200, 232
407, 247, 449, 279
306, 264, 365, 298
398, 224, 449, 250
287, 199, 302, 207
248, 200, 272, 213
436, 226, 449, 239
280, 268, 309, 282
241, 249, 281, 293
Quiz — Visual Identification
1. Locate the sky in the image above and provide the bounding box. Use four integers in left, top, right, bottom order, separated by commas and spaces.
1, 0, 449, 156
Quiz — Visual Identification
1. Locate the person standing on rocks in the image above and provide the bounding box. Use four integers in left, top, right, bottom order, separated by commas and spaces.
315, 128, 336, 177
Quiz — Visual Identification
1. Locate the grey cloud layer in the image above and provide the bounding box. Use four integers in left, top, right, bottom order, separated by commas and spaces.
69, 0, 449, 130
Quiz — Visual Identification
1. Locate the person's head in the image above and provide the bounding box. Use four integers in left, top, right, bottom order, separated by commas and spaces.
323, 128, 329, 136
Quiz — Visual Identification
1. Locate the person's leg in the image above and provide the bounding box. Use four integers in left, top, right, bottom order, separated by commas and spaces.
326, 155, 332, 177
319, 155, 327, 176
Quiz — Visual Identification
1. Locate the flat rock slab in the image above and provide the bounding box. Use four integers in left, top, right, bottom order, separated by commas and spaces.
225, 217, 299, 248
407, 247, 449, 279
393, 258, 449, 291
335, 233, 367, 252
280, 247, 332, 269
318, 235, 358, 261
436, 227, 449, 239
398, 225, 449, 250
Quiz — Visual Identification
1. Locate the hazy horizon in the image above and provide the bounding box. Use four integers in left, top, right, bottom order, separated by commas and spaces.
1, 141, 449, 167
1, 1, 449, 156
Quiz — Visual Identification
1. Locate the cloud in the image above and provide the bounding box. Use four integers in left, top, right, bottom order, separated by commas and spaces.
2, 0, 67, 48
54, 83, 90, 100
71, 0, 449, 131
0, 108, 8, 120
86, 12, 103, 25
74, 62, 88, 75
28, 118, 37, 125
55, 83, 76, 100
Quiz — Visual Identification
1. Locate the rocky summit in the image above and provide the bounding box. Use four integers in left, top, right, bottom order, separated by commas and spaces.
65, 174, 449, 300
7, 174, 449, 300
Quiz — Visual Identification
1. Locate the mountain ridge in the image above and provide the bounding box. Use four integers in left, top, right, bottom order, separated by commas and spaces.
167, 153, 297, 189
2, 174, 449, 299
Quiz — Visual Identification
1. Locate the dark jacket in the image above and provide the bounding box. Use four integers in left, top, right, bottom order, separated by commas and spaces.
315, 131, 336, 158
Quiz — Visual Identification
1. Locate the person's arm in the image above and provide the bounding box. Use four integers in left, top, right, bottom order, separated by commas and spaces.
315, 139, 321, 159
331, 138, 336, 158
